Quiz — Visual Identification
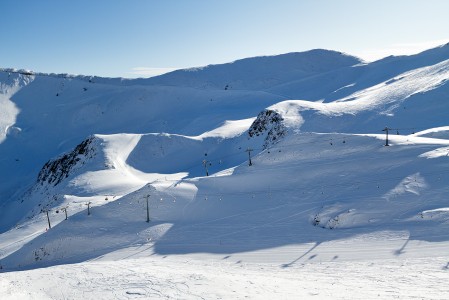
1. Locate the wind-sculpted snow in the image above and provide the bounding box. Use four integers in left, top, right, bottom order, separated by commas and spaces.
333, 58, 449, 112
275, 43, 449, 100
269, 59, 449, 120
413, 126, 449, 139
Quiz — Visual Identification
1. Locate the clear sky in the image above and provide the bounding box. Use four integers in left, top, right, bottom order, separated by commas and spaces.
1, 0, 449, 78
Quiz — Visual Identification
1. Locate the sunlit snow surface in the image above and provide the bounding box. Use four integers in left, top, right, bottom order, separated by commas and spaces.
1, 46, 449, 299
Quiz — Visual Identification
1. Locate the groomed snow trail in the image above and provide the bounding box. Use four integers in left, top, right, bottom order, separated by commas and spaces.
1, 255, 449, 299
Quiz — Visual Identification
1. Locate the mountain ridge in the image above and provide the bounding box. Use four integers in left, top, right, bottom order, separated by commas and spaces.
1, 44, 449, 218
1, 45, 449, 277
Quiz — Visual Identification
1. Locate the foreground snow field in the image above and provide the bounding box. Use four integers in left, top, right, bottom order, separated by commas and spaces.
1, 44, 449, 299
2, 251, 449, 299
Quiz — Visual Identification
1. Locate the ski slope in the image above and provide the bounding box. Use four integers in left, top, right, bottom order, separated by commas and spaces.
1, 44, 449, 299
1, 130, 449, 299
2, 255, 449, 300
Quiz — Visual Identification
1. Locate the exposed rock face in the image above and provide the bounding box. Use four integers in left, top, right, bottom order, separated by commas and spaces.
37, 136, 96, 186
248, 109, 287, 149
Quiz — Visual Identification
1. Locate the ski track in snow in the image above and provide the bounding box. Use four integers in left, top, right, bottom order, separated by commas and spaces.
1, 255, 449, 299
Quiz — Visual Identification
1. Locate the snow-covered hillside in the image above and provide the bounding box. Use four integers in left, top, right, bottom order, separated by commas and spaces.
145, 49, 362, 90
1, 44, 449, 299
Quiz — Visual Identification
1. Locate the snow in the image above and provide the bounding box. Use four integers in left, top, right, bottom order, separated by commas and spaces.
412, 126, 449, 139
333, 58, 449, 113
265, 58, 449, 123
146, 49, 362, 90
419, 146, 449, 159
383, 172, 428, 200
0, 73, 32, 143
268, 101, 305, 127
1, 44, 449, 298
2, 131, 449, 298
197, 118, 255, 139
2, 255, 449, 299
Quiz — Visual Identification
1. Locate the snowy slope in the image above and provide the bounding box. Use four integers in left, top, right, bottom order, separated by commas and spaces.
1, 127, 449, 299
1, 46, 449, 217
0, 72, 284, 224
1, 44, 449, 299
145, 49, 362, 90
3, 255, 449, 300
2, 127, 449, 266
269, 42, 449, 101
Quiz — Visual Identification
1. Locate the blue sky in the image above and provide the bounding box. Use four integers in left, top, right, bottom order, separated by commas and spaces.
1, 0, 449, 78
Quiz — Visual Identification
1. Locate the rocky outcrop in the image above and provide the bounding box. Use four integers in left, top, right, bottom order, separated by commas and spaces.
37, 136, 96, 186
248, 109, 287, 149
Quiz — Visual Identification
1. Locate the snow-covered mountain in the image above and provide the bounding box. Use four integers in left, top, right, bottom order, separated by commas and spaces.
1, 44, 449, 299
145, 49, 362, 90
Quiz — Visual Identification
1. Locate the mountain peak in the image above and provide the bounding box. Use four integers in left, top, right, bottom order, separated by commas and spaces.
146, 49, 362, 90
